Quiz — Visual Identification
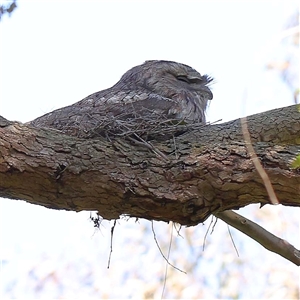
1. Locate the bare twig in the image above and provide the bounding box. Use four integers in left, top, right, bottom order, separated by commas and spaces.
107, 220, 117, 269
127, 135, 169, 162
151, 221, 186, 274
203, 216, 215, 251
161, 223, 174, 299
227, 225, 239, 257
215, 210, 300, 266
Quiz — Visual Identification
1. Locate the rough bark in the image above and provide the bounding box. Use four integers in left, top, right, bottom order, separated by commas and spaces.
0, 105, 299, 226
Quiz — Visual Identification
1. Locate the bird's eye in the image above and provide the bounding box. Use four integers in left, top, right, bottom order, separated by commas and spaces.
177, 75, 204, 84
176, 75, 190, 83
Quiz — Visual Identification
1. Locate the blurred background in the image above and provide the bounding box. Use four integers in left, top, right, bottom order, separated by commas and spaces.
0, 0, 299, 299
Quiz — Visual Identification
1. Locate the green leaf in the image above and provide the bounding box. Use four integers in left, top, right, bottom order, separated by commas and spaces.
291, 154, 300, 169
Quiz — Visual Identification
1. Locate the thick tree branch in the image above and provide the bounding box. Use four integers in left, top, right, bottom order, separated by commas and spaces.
181, 104, 300, 145
0, 105, 299, 226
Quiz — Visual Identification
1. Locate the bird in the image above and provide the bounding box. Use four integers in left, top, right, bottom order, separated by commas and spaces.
30, 60, 213, 139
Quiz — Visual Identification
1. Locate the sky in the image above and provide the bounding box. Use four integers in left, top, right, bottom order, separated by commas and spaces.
1, 0, 297, 122
0, 0, 299, 298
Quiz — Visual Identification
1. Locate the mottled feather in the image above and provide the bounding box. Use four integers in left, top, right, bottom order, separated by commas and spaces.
30, 60, 213, 139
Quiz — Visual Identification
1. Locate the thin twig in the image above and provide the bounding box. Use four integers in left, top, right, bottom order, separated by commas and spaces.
107, 220, 117, 269
127, 135, 169, 162
173, 223, 183, 238
161, 223, 174, 299
227, 225, 239, 257
151, 221, 186, 274
203, 216, 214, 251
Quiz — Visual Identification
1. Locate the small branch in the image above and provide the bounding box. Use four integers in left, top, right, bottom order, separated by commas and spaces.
215, 210, 300, 266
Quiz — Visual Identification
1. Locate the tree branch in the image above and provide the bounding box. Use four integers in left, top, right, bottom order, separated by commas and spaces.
215, 210, 300, 266
0, 105, 299, 226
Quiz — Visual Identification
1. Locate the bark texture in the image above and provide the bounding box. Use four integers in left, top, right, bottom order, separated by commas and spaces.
0, 105, 299, 226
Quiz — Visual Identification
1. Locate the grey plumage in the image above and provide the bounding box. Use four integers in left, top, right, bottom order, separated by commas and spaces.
30, 60, 213, 139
